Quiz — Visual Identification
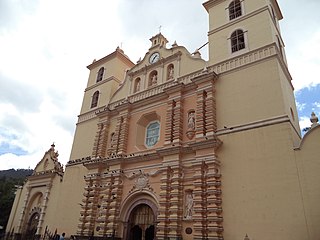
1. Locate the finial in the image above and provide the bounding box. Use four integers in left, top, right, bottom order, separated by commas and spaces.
116, 46, 124, 54
158, 25, 162, 33
193, 49, 201, 58
51, 142, 55, 148
244, 234, 250, 240
310, 112, 319, 128
172, 41, 178, 47
202, 65, 208, 73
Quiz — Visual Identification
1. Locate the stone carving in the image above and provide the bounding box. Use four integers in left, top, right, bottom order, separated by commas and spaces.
135, 175, 149, 190
186, 111, 196, 140
310, 112, 319, 128
168, 66, 174, 79
187, 111, 195, 130
135, 80, 140, 92
185, 191, 194, 219
151, 74, 157, 86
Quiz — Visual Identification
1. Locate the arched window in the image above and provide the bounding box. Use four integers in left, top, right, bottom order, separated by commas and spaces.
97, 67, 104, 82
146, 121, 160, 147
229, 0, 242, 20
91, 91, 99, 108
231, 29, 245, 53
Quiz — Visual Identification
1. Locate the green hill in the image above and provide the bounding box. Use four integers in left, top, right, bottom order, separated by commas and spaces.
0, 169, 33, 232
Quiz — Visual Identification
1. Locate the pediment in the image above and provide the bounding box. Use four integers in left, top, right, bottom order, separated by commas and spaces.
32, 144, 64, 176
108, 34, 207, 104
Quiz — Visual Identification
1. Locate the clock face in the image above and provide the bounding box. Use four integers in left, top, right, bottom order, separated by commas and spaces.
149, 52, 160, 64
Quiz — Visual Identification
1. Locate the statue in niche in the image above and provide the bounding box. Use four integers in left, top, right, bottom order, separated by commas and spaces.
185, 191, 194, 219
135, 80, 140, 92
110, 133, 115, 143
187, 111, 195, 130
168, 66, 174, 79
151, 74, 157, 85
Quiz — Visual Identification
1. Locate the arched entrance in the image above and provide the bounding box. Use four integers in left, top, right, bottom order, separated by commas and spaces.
128, 204, 155, 240
25, 212, 40, 240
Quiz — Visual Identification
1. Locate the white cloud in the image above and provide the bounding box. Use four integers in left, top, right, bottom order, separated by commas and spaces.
288, 31, 320, 91
313, 102, 320, 110
296, 101, 306, 112
299, 116, 311, 132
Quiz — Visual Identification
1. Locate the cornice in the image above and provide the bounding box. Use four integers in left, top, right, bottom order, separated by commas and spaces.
216, 115, 291, 136
77, 107, 103, 124
85, 76, 121, 92
271, 0, 283, 20
189, 136, 222, 151
191, 70, 218, 85
203, 0, 225, 12
207, 43, 292, 89
87, 49, 134, 70
27, 171, 56, 182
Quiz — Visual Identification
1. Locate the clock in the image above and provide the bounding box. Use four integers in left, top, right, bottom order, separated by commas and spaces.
149, 52, 160, 64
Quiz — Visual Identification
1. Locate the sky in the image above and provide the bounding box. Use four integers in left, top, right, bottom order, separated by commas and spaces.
0, 0, 319, 170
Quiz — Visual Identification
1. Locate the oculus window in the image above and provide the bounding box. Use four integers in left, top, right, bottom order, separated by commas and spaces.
146, 121, 160, 147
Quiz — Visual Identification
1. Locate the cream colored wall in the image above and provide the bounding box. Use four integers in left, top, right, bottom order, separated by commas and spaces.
277, 61, 301, 137
208, 0, 270, 30
87, 57, 130, 88
54, 164, 88, 236
37, 176, 63, 235
80, 79, 119, 114
69, 118, 98, 160
208, 10, 273, 64
218, 123, 308, 240
215, 58, 285, 128
6, 186, 25, 233
109, 76, 130, 102
295, 126, 320, 239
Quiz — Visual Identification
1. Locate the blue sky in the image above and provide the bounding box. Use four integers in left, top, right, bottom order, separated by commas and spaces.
295, 85, 320, 132
0, 0, 319, 170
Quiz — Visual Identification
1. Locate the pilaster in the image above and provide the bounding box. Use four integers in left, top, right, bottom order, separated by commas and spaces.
16, 186, 31, 233
192, 155, 223, 240
37, 183, 52, 235
92, 120, 110, 158
157, 166, 173, 240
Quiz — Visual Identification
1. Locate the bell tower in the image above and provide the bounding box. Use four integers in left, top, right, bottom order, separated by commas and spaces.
203, 0, 300, 139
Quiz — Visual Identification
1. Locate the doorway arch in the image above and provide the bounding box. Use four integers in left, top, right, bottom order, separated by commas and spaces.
121, 196, 158, 240
25, 212, 40, 240
128, 204, 155, 240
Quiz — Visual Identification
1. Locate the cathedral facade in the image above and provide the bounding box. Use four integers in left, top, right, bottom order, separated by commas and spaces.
6, 0, 320, 240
